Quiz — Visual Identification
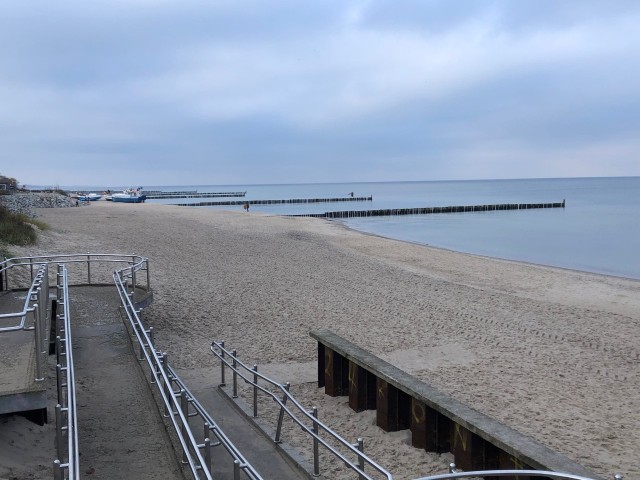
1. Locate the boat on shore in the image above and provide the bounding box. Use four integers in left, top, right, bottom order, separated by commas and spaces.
112, 188, 146, 203
76, 193, 102, 201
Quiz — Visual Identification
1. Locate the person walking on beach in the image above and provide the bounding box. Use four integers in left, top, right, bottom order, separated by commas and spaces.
243, 202, 250, 212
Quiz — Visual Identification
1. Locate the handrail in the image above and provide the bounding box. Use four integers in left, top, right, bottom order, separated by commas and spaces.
164, 364, 263, 480
2, 253, 262, 479
415, 462, 620, 480
1, 253, 149, 285
417, 472, 608, 480
53, 264, 80, 480
210, 340, 393, 480
114, 270, 263, 479
0, 263, 43, 330
114, 271, 213, 479
0, 263, 49, 381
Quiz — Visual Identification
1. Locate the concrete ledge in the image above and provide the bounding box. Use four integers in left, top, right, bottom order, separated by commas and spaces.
310, 329, 600, 479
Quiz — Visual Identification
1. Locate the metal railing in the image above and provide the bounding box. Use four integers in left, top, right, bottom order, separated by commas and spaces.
0, 254, 149, 479
211, 342, 625, 480
211, 340, 393, 480
2, 254, 623, 480
415, 463, 621, 480
53, 264, 80, 480
0, 262, 49, 381
1, 253, 151, 293
114, 271, 263, 480
0, 262, 46, 331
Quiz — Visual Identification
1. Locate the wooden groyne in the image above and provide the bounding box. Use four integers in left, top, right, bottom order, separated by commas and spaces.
146, 191, 246, 199
291, 200, 565, 219
175, 196, 373, 207
145, 190, 197, 194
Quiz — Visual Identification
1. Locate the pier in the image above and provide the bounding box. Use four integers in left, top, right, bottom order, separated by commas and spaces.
292, 200, 565, 218
145, 191, 246, 199
175, 195, 373, 207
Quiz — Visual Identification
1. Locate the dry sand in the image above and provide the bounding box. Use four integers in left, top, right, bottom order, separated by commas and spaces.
6, 201, 640, 479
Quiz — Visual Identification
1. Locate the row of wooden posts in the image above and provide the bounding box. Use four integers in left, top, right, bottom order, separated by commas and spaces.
145, 191, 247, 199
175, 196, 373, 207
296, 201, 566, 218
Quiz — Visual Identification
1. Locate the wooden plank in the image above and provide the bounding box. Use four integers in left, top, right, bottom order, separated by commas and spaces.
324, 347, 348, 397
348, 362, 368, 412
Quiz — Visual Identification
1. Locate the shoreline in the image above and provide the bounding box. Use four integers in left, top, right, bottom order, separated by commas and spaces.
333, 215, 640, 283
7, 202, 639, 478
335, 217, 640, 283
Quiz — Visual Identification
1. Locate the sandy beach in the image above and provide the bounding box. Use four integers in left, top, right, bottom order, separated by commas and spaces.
7, 201, 640, 479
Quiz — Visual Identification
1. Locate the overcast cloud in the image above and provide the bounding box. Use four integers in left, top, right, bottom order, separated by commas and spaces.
2, 1, 639, 186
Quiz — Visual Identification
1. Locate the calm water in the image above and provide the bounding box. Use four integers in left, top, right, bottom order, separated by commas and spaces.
138, 177, 639, 279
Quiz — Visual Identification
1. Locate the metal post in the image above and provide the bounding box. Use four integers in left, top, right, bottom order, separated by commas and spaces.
38, 282, 46, 351
203, 422, 212, 473
233, 460, 240, 480
30, 258, 34, 281
139, 342, 145, 361
204, 437, 212, 474
219, 341, 226, 386
148, 327, 156, 384
129, 262, 135, 296
4, 257, 9, 291
356, 438, 365, 480
55, 404, 64, 461
232, 350, 238, 398
253, 364, 258, 417
55, 331, 61, 363
131, 257, 137, 292
145, 258, 151, 292
312, 407, 319, 477
275, 383, 290, 443
162, 353, 170, 417
53, 459, 63, 480
56, 364, 63, 404
87, 254, 91, 284
42, 268, 49, 354
34, 302, 44, 382
57, 294, 65, 337
180, 389, 189, 463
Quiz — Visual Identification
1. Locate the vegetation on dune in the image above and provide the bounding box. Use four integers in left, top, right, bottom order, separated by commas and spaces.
0, 173, 49, 257
0, 206, 39, 246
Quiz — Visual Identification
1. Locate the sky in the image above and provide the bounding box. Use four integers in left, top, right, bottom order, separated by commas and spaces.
2, 1, 640, 187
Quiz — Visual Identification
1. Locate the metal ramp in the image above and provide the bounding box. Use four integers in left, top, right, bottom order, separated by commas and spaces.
1, 255, 305, 480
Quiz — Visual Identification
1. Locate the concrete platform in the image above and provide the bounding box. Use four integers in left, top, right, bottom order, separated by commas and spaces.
0, 289, 50, 424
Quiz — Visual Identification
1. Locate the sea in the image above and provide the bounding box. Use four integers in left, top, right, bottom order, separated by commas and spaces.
75, 177, 640, 280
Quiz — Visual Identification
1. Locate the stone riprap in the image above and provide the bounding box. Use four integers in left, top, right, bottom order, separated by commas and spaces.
0, 192, 77, 217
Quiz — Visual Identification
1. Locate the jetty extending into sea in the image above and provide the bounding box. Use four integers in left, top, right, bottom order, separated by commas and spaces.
145, 191, 246, 199
292, 200, 566, 218
175, 195, 373, 207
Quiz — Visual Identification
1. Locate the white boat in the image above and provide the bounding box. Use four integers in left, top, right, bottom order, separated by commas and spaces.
76, 193, 102, 201
111, 188, 146, 203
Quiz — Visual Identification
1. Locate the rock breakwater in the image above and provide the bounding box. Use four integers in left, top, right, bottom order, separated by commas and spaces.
0, 192, 77, 217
